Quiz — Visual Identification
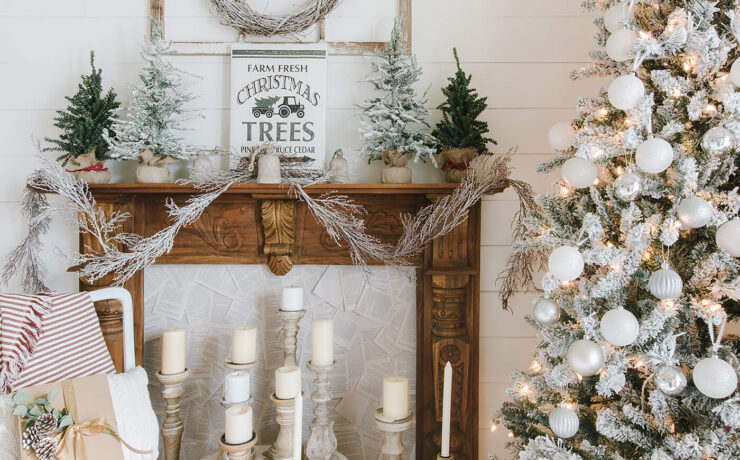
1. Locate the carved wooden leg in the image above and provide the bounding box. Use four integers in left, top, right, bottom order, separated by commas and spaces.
157, 370, 190, 460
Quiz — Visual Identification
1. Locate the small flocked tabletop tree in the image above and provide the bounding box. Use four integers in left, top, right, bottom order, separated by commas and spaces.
359, 18, 436, 183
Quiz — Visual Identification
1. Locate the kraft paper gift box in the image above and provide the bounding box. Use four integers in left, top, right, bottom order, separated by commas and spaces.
16, 373, 135, 460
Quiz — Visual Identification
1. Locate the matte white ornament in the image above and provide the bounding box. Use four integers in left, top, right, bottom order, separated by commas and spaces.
549, 406, 579, 438
636, 138, 674, 174
701, 127, 734, 156
329, 148, 350, 184
548, 246, 584, 281
693, 357, 738, 399
716, 218, 740, 257
677, 196, 713, 229
562, 158, 598, 189
567, 339, 605, 376
608, 74, 645, 110
600, 309, 639, 347
613, 172, 642, 201
604, 3, 633, 33
606, 28, 637, 62
655, 365, 687, 395
548, 123, 575, 151
533, 299, 560, 325
647, 264, 683, 300
731, 59, 740, 86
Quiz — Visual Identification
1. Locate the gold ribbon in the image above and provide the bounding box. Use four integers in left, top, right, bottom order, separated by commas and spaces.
54, 417, 152, 460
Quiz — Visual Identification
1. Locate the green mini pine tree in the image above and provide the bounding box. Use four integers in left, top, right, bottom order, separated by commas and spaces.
45, 51, 119, 166
432, 48, 495, 155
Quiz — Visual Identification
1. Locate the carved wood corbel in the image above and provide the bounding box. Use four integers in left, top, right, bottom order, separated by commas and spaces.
260, 199, 297, 276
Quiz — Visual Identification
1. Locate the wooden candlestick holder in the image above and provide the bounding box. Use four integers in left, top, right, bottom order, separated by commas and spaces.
264, 392, 302, 460
219, 432, 258, 460
221, 361, 255, 409
374, 409, 413, 460
278, 309, 305, 367
156, 369, 190, 460
437, 455, 454, 460
306, 360, 343, 460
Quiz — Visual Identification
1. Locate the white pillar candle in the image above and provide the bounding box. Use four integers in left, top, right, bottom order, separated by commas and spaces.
256, 153, 281, 184
382, 376, 409, 421
224, 371, 251, 404
281, 287, 304, 311
275, 366, 301, 400
441, 362, 452, 457
161, 329, 186, 375
225, 404, 253, 445
230, 326, 257, 364
293, 392, 303, 460
311, 318, 334, 366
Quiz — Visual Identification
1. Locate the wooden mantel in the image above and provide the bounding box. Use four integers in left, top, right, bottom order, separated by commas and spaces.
74, 182, 506, 460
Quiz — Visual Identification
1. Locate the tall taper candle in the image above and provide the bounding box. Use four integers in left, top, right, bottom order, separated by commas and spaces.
161, 329, 186, 375
382, 377, 409, 421
441, 362, 452, 457
225, 404, 253, 445
230, 326, 257, 364
311, 318, 334, 366
281, 287, 304, 312
294, 392, 303, 460
276, 366, 301, 400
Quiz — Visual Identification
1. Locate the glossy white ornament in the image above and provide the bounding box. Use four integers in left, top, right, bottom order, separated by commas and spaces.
600, 309, 639, 346
731, 58, 740, 86
562, 158, 598, 189
548, 246, 584, 281
604, 3, 632, 33
636, 138, 674, 174
655, 365, 687, 395
533, 299, 561, 325
606, 28, 637, 62
701, 127, 734, 156
647, 264, 683, 300
549, 406, 579, 438
613, 172, 642, 201
548, 123, 575, 151
608, 74, 645, 110
677, 196, 713, 229
567, 339, 605, 376
693, 357, 738, 399
716, 218, 740, 257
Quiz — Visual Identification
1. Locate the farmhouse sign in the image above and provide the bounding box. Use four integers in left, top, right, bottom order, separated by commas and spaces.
230, 43, 328, 167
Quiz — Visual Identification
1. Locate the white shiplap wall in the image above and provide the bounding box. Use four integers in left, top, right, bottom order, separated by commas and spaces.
0, 1, 603, 458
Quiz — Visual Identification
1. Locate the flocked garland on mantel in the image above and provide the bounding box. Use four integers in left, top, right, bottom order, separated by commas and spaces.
209, 0, 341, 38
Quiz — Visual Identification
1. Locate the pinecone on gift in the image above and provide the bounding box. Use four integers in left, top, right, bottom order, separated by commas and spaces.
33, 436, 58, 460
34, 412, 57, 436
22, 426, 41, 449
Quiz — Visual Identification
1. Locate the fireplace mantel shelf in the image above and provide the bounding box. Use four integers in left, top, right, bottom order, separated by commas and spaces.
68, 180, 506, 460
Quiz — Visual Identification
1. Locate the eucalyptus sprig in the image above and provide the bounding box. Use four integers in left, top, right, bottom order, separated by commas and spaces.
6, 388, 74, 431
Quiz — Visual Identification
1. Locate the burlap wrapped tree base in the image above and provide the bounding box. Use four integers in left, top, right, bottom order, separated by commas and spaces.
436, 147, 477, 183
380, 149, 412, 184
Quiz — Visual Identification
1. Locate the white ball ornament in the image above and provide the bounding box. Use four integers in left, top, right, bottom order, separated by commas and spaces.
677, 196, 713, 229
716, 218, 740, 257
600, 309, 639, 347
533, 299, 561, 325
562, 158, 598, 189
693, 357, 738, 399
701, 127, 734, 156
608, 74, 645, 110
548, 123, 575, 151
647, 264, 683, 300
636, 138, 674, 174
613, 172, 642, 201
548, 246, 585, 282
604, 3, 632, 33
606, 28, 637, 62
655, 365, 687, 395
549, 406, 579, 438
567, 339, 605, 376
731, 58, 740, 86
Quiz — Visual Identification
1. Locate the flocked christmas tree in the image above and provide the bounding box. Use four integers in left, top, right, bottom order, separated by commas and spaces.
45, 51, 119, 166
359, 18, 436, 164
497, 1, 740, 458
105, 19, 200, 164
432, 48, 495, 155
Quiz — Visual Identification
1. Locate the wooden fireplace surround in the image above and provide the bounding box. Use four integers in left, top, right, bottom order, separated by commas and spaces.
73, 182, 506, 460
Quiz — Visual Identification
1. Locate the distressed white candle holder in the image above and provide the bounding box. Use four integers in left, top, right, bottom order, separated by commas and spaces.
219, 432, 258, 460
437, 455, 454, 460
156, 369, 190, 460
305, 360, 344, 460
221, 361, 255, 409
374, 409, 413, 460
264, 392, 302, 460
278, 309, 305, 367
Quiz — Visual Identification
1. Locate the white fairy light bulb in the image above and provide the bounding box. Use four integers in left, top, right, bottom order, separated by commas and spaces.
562, 158, 598, 189
608, 74, 645, 110
677, 196, 713, 229
600, 308, 640, 347
636, 137, 674, 174
606, 28, 637, 62
548, 246, 584, 281
548, 123, 575, 151
716, 218, 740, 257
604, 3, 633, 33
